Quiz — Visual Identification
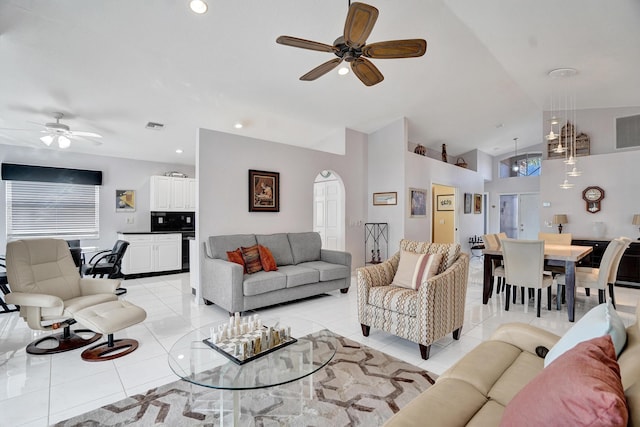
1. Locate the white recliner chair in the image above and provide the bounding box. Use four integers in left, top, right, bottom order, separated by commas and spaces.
5, 238, 120, 355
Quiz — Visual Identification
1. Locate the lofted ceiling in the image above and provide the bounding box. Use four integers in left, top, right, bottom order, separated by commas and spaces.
0, 0, 639, 166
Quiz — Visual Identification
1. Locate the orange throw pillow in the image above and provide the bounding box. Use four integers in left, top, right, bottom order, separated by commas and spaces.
241, 244, 263, 274
258, 245, 278, 272
226, 248, 247, 274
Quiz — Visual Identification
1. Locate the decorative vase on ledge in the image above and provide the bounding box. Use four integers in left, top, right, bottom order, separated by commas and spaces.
593, 221, 606, 238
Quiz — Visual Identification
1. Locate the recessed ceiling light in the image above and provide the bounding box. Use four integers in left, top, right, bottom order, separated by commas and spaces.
548, 68, 578, 78
338, 66, 350, 76
189, 0, 208, 14
234, 122, 243, 129
176, 149, 183, 154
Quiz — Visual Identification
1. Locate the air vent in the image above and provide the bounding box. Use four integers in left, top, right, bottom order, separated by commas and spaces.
616, 114, 640, 149
145, 121, 165, 130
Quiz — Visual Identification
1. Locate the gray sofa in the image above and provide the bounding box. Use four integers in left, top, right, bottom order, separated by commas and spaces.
202, 232, 352, 314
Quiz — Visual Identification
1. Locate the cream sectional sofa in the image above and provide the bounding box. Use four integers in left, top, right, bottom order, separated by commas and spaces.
202, 232, 351, 314
385, 304, 640, 426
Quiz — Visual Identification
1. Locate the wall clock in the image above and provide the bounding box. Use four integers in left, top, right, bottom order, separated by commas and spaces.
582, 186, 604, 213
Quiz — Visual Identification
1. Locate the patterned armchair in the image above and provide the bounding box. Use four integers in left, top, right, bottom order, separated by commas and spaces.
356, 240, 469, 360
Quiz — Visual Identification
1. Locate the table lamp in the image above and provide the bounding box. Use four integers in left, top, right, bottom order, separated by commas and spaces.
633, 214, 640, 240
552, 214, 568, 234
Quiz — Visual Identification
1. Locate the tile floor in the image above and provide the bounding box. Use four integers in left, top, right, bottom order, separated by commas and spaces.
1, 257, 639, 426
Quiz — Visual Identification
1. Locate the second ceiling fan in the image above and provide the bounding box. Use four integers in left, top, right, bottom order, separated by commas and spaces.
276, 2, 427, 86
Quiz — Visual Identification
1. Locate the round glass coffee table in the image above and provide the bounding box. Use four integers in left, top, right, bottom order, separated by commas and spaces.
168, 317, 337, 425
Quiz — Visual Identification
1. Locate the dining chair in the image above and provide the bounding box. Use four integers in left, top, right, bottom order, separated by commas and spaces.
483, 233, 505, 296
82, 240, 129, 295
501, 239, 555, 317
606, 237, 632, 308
539, 232, 572, 277
555, 238, 624, 309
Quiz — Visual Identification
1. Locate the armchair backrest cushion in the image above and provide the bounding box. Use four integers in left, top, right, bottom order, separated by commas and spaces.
6, 238, 81, 301
256, 233, 294, 266
392, 251, 442, 290
209, 234, 257, 259
288, 232, 322, 264
399, 240, 461, 274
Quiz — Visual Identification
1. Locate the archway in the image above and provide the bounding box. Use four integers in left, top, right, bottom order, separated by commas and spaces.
313, 170, 346, 250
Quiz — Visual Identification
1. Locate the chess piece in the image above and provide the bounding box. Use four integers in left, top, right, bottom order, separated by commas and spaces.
376, 249, 381, 263
371, 249, 376, 263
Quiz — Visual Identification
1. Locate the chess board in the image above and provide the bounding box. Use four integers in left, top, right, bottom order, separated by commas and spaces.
203, 329, 297, 365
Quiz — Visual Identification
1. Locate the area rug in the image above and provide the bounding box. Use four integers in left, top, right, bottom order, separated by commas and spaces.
55, 335, 437, 426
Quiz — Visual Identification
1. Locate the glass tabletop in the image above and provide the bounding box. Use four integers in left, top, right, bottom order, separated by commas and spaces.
168, 317, 337, 391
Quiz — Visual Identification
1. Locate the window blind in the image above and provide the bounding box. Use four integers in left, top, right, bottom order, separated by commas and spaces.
6, 181, 100, 239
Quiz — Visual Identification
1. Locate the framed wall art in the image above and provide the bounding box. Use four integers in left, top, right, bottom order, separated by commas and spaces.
249, 170, 280, 212
116, 190, 135, 212
436, 194, 454, 211
409, 188, 427, 217
373, 192, 397, 206
474, 193, 482, 214
464, 193, 472, 214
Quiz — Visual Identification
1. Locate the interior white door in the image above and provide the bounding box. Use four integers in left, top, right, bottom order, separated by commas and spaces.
324, 180, 340, 250
313, 183, 326, 245
518, 193, 540, 239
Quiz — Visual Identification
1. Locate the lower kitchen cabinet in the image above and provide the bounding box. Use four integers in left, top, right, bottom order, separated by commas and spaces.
118, 233, 182, 275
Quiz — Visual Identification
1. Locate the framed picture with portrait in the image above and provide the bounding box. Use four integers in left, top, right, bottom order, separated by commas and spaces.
436, 194, 454, 211
409, 188, 427, 217
249, 170, 279, 212
464, 193, 472, 214
474, 193, 482, 214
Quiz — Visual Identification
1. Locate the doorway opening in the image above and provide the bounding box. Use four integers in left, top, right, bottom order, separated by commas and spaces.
313, 170, 345, 250
499, 193, 540, 239
432, 184, 456, 244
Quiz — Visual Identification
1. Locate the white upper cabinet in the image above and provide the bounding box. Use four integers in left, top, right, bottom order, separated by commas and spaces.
150, 175, 196, 211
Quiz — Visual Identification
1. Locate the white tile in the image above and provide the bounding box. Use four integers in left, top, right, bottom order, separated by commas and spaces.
0, 354, 50, 399
115, 353, 175, 390
0, 387, 50, 426
49, 392, 126, 425
49, 370, 125, 414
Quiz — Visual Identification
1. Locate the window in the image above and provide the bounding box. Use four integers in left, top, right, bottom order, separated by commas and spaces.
499, 153, 542, 178
6, 181, 100, 239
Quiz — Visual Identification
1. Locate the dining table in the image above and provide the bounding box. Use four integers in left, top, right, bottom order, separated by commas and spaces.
483, 243, 593, 322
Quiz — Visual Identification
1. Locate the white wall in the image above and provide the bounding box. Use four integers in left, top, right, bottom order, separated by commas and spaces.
367, 119, 406, 254
0, 143, 194, 251
540, 151, 640, 239
196, 128, 368, 292
367, 118, 486, 255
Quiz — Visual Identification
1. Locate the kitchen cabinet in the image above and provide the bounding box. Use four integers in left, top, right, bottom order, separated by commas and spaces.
150, 176, 196, 212
118, 233, 181, 275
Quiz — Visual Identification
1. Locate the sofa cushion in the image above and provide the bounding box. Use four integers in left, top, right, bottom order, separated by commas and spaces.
277, 265, 320, 288
210, 234, 257, 259
545, 300, 626, 367
368, 286, 417, 317
501, 335, 628, 427
258, 245, 278, 272
242, 270, 287, 296
241, 245, 263, 274
288, 232, 322, 264
391, 251, 442, 290
297, 261, 350, 282
487, 351, 543, 407
226, 249, 246, 273
467, 401, 505, 427
256, 233, 294, 266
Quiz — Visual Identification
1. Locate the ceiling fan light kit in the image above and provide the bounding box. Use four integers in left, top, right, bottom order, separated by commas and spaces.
276, 2, 427, 86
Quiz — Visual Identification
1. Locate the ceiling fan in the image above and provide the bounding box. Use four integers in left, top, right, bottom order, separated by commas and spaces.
276, 2, 427, 86
0, 112, 102, 149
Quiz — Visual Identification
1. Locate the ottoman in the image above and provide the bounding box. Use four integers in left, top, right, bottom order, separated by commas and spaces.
75, 300, 147, 361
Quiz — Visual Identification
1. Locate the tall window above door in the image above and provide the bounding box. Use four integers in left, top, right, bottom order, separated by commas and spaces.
499, 153, 542, 178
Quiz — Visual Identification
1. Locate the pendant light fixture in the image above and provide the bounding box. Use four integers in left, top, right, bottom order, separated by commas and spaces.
549, 67, 579, 189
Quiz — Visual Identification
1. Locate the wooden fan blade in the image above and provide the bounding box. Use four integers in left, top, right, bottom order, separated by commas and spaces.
351, 58, 384, 86
344, 2, 379, 48
300, 58, 343, 81
276, 36, 337, 53
363, 39, 427, 59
